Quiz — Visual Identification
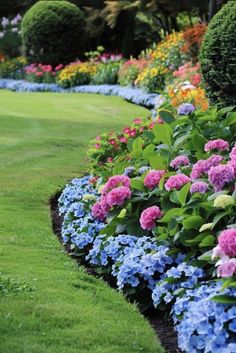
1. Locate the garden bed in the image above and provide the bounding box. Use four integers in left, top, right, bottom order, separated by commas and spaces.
50, 190, 180, 353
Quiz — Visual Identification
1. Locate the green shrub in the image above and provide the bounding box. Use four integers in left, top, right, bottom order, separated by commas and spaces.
22, 0, 85, 66
200, 1, 236, 106
91, 62, 121, 85
0, 57, 26, 79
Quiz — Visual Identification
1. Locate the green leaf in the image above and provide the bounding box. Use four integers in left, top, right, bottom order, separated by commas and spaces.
177, 183, 190, 206
143, 144, 156, 161
199, 235, 216, 247
153, 123, 172, 146
217, 106, 235, 118
158, 110, 175, 124
131, 178, 144, 192
149, 154, 167, 170
198, 250, 212, 261
142, 130, 155, 142
223, 111, 236, 126
183, 215, 204, 230
173, 133, 189, 150
159, 208, 185, 223
117, 209, 127, 219
211, 211, 229, 228
185, 233, 206, 244
212, 295, 236, 304
192, 132, 207, 152
130, 136, 143, 158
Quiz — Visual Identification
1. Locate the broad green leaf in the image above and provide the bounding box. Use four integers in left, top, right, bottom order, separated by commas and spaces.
131, 178, 144, 192
223, 111, 236, 126
211, 211, 229, 228
131, 136, 143, 158
177, 183, 190, 206
149, 154, 167, 170
217, 106, 235, 118
159, 208, 185, 223
117, 209, 127, 219
159, 110, 175, 124
183, 215, 204, 230
199, 235, 216, 247
153, 123, 173, 146
185, 233, 206, 244
212, 295, 236, 304
192, 132, 207, 152
143, 144, 156, 161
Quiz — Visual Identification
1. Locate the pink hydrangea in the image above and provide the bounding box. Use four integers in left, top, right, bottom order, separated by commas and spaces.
170, 156, 190, 169
144, 170, 166, 190
106, 186, 131, 207
102, 175, 131, 194
165, 174, 190, 191
204, 139, 229, 152
140, 206, 162, 230
230, 145, 236, 161
218, 229, 236, 257
208, 164, 234, 191
190, 155, 223, 180
190, 181, 208, 194
91, 201, 108, 220
217, 256, 236, 278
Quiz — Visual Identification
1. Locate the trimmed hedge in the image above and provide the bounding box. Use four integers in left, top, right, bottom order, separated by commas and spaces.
22, 0, 85, 66
200, 1, 236, 106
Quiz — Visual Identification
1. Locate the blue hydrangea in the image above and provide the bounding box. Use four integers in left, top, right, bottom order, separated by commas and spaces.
177, 103, 196, 115
152, 262, 205, 307
123, 166, 136, 176
138, 166, 151, 175
172, 282, 236, 353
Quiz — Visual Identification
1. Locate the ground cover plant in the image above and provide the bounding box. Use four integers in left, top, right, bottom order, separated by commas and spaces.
0, 91, 162, 353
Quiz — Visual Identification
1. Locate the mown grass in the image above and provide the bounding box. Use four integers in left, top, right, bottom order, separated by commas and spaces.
0, 91, 164, 353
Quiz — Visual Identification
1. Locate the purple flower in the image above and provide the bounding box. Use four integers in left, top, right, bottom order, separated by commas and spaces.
170, 156, 190, 169
208, 164, 235, 191
165, 174, 190, 191
177, 103, 195, 115
190, 155, 223, 180
204, 139, 229, 153
190, 181, 208, 194
140, 206, 163, 230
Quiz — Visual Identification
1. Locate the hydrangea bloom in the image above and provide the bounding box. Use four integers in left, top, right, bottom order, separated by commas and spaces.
190, 181, 208, 194
213, 195, 234, 208
216, 256, 236, 277
152, 262, 204, 306
91, 201, 108, 220
138, 166, 151, 175
190, 155, 223, 180
102, 175, 130, 194
106, 186, 131, 207
144, 170, 166, 190
218, 229, 236, 257
204, 139, 229, 153
208, 164, 234, 191
165, 174, 190, 191
123, 166, 135, 176
140, 206, 162, 230
172, 282, 236, 353
177, 103, 195, 115
170, 156, 190, 169
230, 145, 236, 161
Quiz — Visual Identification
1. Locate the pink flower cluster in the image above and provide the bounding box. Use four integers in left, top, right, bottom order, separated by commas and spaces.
165, 174, 190, 191
190, 181, 208, 194
140, 206, 162, 230
208, 164, 234, 191
190, 155, 223, 180
92, 175, 132, 220
170, 156, 190, 170
144, 170, 166, 190
204, 139, 229, 153
122, 127, 137, 138
173, 62, 202, 86
212, 229, 236, 277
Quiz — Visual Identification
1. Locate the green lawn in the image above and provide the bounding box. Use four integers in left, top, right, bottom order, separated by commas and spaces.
0, 90, 163, 353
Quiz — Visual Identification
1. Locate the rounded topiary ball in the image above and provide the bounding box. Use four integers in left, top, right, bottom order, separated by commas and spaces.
22, 0, 85, 66
200, 1, 236, 106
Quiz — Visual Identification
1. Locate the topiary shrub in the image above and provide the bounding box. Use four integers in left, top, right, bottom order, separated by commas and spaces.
200, 1, 236, 106
22, 0, 85, 66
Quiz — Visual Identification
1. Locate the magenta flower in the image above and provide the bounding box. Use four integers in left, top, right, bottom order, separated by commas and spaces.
218, 229, 236, 257
190, 181, 208, 194
91, 201, 108, 221
208, 164, 234, 191
190, 155, 223, 180
217, 256, 236, 278
230, 145, 236, 160
204, 139, 229, 152
170, 156, 190, 169
106, 186, 131, 207
165, 174, 190, 191
140, 206, 162, 230
102, 175, 131, 194
144, 170, 166, 190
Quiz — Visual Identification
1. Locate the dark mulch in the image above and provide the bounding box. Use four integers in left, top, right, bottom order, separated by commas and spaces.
50, 192, 181, 353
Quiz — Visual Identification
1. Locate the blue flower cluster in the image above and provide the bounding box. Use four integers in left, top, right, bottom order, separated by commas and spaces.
0, 79, 161, 108
172, 282, 236, 353
152, 262, 205, 306
59, 176, 105, 248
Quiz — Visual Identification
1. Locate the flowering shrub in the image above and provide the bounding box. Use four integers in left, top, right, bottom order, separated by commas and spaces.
0, 57, 26, 79
24, 63, 63, 84
0, 14, 22, 58
168, 84, 209, 111
91, 62, 121, 85
172, 62, 202, 87
135, 65, 169, 92
182, 23, 207, 63
57, 62, 97, 88
118, 58, 148, 87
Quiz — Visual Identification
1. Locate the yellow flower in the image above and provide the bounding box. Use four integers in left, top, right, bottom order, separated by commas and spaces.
213, 195, 235, 209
